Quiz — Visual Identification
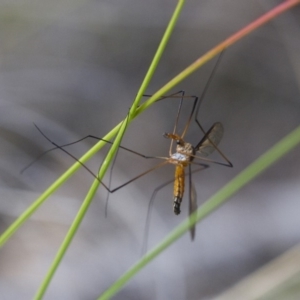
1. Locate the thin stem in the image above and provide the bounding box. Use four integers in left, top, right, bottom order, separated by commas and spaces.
134, 0, 300, 115
131, 0, 186, 113
33, 180, 99, 300
33, 1, 186, 299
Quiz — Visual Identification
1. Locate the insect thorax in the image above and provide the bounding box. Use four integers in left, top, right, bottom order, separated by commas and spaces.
170, 142, 194, 166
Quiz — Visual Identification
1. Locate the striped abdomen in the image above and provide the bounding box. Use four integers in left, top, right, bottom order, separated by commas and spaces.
173, 165, 185, 215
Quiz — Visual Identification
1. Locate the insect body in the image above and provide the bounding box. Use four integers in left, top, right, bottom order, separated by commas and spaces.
165, 133, 195, 215
164, 122, 224, 215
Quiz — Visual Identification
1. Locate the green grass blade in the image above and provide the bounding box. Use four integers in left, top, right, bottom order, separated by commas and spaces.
98, 124, 300, 300
132, 0, 186, 112
33, 180, 99, 300
132, 0, 300, 114
33, 1, 186, 299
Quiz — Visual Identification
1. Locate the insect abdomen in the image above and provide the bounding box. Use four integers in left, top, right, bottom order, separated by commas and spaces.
173, 165, 185, 215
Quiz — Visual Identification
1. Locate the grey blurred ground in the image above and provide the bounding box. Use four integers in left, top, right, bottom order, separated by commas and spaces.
0, 0, 300, 299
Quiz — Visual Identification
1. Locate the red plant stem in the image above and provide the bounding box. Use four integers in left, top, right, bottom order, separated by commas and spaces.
156, 0, 300, 96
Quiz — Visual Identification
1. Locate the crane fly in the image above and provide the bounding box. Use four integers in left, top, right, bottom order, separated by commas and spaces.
166, 122, 224, 215
23, 52, 232, 241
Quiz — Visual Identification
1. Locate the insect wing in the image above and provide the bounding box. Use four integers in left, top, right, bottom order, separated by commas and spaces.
189, 182, 197, 240
196, 122, 224, 157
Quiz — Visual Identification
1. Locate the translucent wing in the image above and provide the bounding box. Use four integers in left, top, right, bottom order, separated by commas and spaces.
189, 181, 197, 240
195, 122, 224, 157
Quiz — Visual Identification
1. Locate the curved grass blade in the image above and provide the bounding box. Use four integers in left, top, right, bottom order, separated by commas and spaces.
33, 1, 187, 299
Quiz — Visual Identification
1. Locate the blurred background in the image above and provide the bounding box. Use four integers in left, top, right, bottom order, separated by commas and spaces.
0, 0, 300, 299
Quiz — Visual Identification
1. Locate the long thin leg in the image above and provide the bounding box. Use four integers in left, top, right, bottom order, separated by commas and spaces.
156, 54, 225, 143
109, 160, 169, 193
23, 89, 202, 196
180, 95, 198, 139
105, 111, 131, 215
147, 88, 228, 168
33, 123, 111, 191
191, 51, 232, 168
169, 91, 184, 156
146, 58, 228, 164
144, 91, 200, 153
145, 91, 196, 155
21, 131, 166, 174
145, 91, 187, 158
149, 91, 199, 140
33, 123, 170, 194
22, 91, 199, 174
194, 50, 225, 122
191, 155, 232, 167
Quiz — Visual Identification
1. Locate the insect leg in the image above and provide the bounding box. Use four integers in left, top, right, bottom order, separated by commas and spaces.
190, 51, 233, 168
31, 123, 170, 193
21, 128, 165, 174
194, 50, 225, 128
144, 91, 200, 150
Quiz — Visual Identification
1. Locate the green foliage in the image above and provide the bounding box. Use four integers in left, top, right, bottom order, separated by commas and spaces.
0, 0, 299, 299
